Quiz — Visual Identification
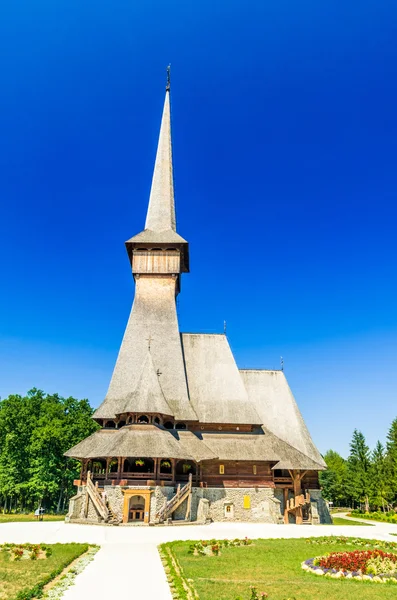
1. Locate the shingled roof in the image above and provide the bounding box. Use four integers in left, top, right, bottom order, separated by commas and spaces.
181, 334, 262, 425
119, 352, 173, 416
65, 424, 194, 460
240, 369, 326, 467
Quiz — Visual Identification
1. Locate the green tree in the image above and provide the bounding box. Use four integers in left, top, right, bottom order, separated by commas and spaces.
347, 429, 371, 512
319, 450, 349, 506
0, 389, 98, 513
386, 417, 397, 504
369, 441, 390, 511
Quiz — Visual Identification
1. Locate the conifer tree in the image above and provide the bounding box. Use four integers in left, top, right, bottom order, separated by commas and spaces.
386, 417, 397, 503
369, 441, 390, 511
347, 429, 371, 511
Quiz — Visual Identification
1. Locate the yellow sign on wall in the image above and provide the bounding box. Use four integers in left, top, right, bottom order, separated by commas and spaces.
243, 495, 251, 509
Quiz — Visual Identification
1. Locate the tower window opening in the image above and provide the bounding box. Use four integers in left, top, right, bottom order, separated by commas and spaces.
163, 421, 174, 430
104, 420, 116, 429
153, 417, 161, 425
175, 422, 187, 430
137, 415, 149, 424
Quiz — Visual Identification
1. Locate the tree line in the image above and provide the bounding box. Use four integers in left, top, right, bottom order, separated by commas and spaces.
320, 417, 397, 512
0, 389, 98, 513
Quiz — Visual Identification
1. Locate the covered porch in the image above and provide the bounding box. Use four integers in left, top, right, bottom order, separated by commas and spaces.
79, 456, 198, 486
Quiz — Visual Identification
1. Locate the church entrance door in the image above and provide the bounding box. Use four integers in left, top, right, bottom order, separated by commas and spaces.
128, 495, 145, 522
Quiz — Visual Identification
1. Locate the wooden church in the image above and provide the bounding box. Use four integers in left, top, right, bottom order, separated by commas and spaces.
65, 73, 330, 526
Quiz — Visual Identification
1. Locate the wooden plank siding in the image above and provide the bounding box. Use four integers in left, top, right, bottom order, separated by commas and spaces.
201, 460, 275, 488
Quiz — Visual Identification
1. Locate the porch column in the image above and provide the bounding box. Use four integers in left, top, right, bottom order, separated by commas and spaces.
283, 488, 289, 524
81, 459, 88, 482
171, 459, 176, 485
105, 458, 110, 480
117, 456, 122, 479
290, 470, 307, 525
154, 458, 158, 481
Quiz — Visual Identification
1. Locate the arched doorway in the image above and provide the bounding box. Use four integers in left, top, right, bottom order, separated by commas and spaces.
128, 495, 145, 522
122, 489, 153, 524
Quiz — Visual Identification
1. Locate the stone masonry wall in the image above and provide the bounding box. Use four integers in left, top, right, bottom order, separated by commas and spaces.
66, 485, 329, 525
308, 489, 332, 524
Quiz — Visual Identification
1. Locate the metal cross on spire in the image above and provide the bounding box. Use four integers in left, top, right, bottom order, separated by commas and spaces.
166, 64, 171, 92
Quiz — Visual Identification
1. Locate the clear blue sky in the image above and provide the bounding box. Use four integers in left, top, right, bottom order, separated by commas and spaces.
1, 1, 396, 457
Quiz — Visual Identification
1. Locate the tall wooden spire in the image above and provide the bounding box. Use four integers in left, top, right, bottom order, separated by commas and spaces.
145, 73, 176, 232
125, 67, 189, 272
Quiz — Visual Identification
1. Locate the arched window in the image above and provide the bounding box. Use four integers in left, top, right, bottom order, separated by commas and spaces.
163, 421, 174, 430
108, 459, 118, 473
92, 459, 106, 474
175, 460, 196, 479
159, 458, 172, 474
137, 415, 149, 424
118, 420, 126, 428
153, 417, 161, 425
175, 422, 187, 430
104, 420, 116, 429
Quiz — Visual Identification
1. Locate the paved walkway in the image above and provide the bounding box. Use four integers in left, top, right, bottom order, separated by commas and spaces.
1, 517, 397, 600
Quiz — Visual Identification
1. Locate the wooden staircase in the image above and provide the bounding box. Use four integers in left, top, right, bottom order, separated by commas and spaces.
85, 471, 121, 524
156, 474, 193, 523
286, 491, 312, 524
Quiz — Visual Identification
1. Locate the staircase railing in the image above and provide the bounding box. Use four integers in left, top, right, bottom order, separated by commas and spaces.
86, 471, 109, 522
156, 473, 192, 522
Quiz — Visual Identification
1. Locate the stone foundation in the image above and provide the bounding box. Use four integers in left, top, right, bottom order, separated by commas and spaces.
66, 485, 330, 525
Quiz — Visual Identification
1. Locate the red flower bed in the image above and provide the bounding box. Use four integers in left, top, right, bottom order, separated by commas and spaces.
318, 550, 397, 574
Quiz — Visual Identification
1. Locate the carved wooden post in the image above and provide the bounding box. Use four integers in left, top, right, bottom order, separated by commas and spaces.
117, 456, 122, 480
105, 458, 110, 480
154, 457, 158, 481
283, 488, 289, 524
291, 470, 303, 524
171, 459, 176, 485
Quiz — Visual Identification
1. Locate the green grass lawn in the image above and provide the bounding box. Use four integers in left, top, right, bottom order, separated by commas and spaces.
161, 538, 397, 600
0, 513, 65, 523
0, 543, 88, 599
331, 517, 372, 526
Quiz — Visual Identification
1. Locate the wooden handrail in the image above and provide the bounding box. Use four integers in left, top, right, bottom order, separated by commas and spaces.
86, 471, 109, 521
156, 473, 192, 522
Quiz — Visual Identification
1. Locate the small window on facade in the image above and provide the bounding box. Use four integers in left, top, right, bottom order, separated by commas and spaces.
175, 422, 187, 430
253, 465, 257, 475
219, 464, 225, 475
163, 421, 173, 430
153, 417, 160, 425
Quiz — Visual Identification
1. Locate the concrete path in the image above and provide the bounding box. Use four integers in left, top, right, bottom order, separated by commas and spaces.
1, 518, 397, 600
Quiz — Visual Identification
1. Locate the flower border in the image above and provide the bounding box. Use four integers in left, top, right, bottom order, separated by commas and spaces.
302, 556, 397, 584
43, 546, 99, 599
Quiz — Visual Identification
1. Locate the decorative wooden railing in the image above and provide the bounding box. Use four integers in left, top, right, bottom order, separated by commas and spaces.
86, 471, 109, 522
156, 473, 192, 523
286, 492, 311, 512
